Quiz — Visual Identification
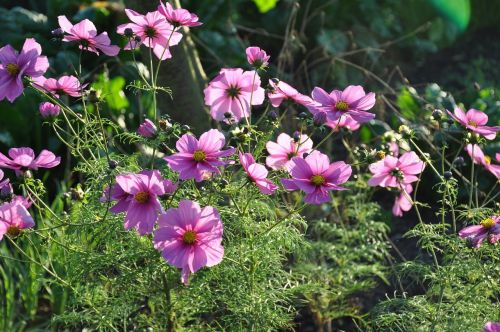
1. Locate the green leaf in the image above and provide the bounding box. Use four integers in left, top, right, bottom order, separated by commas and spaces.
253, 0, 279, 13
360, 125, 372, 144
92, 74, 129, 111
397, 87, 420, 120
428, 0, 470, 32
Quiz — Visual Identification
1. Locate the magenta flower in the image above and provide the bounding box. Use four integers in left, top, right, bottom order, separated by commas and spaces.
246, 46, 270, 69
39, 102, 60, 119
0, 38, 49, 102
0, 198, 35, 241
34, 75, 85, 98
307, 104, 362, 131
310, 85, 376, 124
117, 9, 182, 60
459, 216, 499, 248
447, 107, 500, 140
266, 133, 313, 171
138, 119, 157, 138
57, 16, 119, 56
268, 79, 312, 107
239, 153, 277, 195
368, 151, 425, 188
204, 68, 265, 123
154, 200, 224, 284
281, 151, 352, 204
111, 170, 165, 235
0, 147, 60, 176
466, 144, 500, 179
0, 170, 10, 194
484, 322, 500, 332
392, 184, 413, 217
165, 129, 235, 182
158, 1, 202, 27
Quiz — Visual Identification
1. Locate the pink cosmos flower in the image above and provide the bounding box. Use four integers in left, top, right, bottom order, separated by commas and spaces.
165, 129, 235, 182
34, 75, 85, 98
308, 105, 362, 131
392, 184, 413, 217
57, 16, 119, 56
266, 133, 313, 171
154, 200, 224, 284
459, 216, 499, 248
447, 107, 500, 140
268, 79, 312, 107
246, 46, 270, 69
110, 170, 166, 235
0, 170, 11, 195
39, 102, 60, 119
117, 9, 182, 60
239, 153, 277, 195
204, 68, 265, 123
138, 119, 157, 138
0, 147, 60, 176
310, 85, 376, 124
281, 151, 352, 204
158, 2, 202, 27
484, 322, 500, 332
0, 198, 35, 241
465, 144, 500, 179
368, 151, 425, 188
0, 38, 49, 102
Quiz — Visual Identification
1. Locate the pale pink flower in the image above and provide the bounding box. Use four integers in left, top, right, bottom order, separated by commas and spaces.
459, 216, 499, 248
204, 68, 265, 122
110, 170, 165, 235
239, 153, 277, 195
268, 79, 312, 107
448, 107, 500, 140
0, 38, 49, 102
246, 46, 270, 69
117, 9, 182, 60
392, 184, 413, 217
265, 133, 313, 171
164, 129, 235, 182
310, 85, 376, 124
281, 151, 352, 204
154, 200, 224, 284
39, 102, 60, 119
158, 2, 202, 27
0, 147, 60, 176
58, 16, 119, 56
0, 198, 35, 241
34, 75, 86, 98
368, 151, 425, 188
137, 119, 157, 138
465, 144, 500, 179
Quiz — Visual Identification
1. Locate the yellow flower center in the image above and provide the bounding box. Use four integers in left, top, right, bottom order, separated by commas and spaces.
7, 226, 21, 237
335, 100, 349, 112
6, 63, 20, 76
480, 218, 495, 229
193, 150, 206, 162
182, 230, 197, 244
310, 175, 325, 186
134, 191, 150, 204
484, 156, 491, 165
468, 121, 478, 127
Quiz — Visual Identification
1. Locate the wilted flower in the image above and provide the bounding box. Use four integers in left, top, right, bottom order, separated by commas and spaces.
164, 129, 235, 182
0, 38, 49, 102
204, 68, 265, 123
246, 46, 270, 69
0, 198, 35, 241
265, 133, 313, 171
368, 151, 425, 188
459, 216, 499, 248
281, 151, 352, 204
117, 9, 182, 60
158, 1, 202, 27
239, 153, 277, 195
465, 144, 500, 179
0, 147, 60, 176
448, 107, 500, 140
392, 184, 413, 217
154, 200, 224, 284
268, 79, 312, 108
57, 16, 120, 56
39, 102, 60, 119
137, 119, 158, 138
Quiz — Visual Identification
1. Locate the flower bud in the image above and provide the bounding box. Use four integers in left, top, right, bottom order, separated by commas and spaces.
158, 119, 172, 131
51, 28, 64, 39
292, 131, 301, 142
298, 112, 308, 120
246, 46, 270, 70
39, 102, 60, 120
124, 28, 134, 38
137, 119, 157, 138
267, 110, 278, 120
181, 125, 191, 132
108, 160, 118, 169
432, 109, 443, 120
398, 125, 413, 138
313, 112, 327, 126
134, 36, 142, 43
444, 171, 453, 180
453, 156, 465, 167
